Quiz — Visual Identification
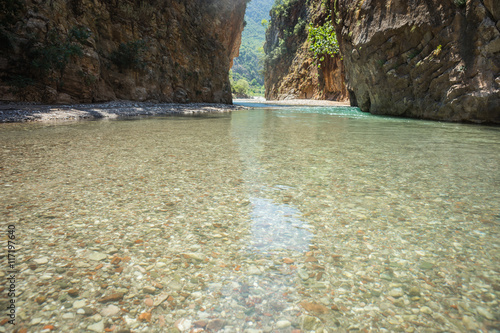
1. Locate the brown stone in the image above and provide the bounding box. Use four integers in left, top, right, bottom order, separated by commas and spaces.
35, 296, 46, 304
67, 289, 79, 297
300, 301, 329, 314
98, 293, 124, 303
194, 320, 207, 328
138, 312, 152, 322
206, 319, 225, 331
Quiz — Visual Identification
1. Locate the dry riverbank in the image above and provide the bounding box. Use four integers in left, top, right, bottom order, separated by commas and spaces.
0, 101, 246, 123
0, 99, 352, 123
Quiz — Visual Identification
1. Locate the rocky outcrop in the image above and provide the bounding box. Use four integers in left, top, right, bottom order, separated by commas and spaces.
264, 0, 347, 101
337, 0, 500, 123
0, 0, 247, 104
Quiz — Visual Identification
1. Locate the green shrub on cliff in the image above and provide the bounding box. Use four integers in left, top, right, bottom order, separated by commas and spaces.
110, 40, 147, 71
307, 15, 339, 67
271, 0, 299, 17
29, 27, 90, 87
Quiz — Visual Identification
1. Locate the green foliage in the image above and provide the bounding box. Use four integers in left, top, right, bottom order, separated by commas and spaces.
293, 18, 306, 35
407, 49, 421, 60
68, 26, 91, 44
6, 74, 35, 98
453, 0, 466, 7
231, 0, 273, 96
429, 44, 443, 60
271, 0, 299, 18
78, 70, 97, 87
230, 70, 265, 96
307, 15, 339, 67
268, 38, 287, 63
110, 40, 147, 71
233, 79, 250, 96
29, 27, 89, 86
7, 75, 34, 89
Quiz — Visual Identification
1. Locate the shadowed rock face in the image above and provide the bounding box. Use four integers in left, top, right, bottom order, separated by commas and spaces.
0, 0, 247, 104
337, 0, 500, 123
264, 0, 348, 101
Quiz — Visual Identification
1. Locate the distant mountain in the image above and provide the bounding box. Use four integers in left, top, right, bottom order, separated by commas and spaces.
231, 0, 274, 95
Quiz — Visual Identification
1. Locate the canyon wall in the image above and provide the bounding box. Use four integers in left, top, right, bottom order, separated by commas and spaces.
264, 0, 348, 101
0, 0, 247, 104
337, 0, 500, 123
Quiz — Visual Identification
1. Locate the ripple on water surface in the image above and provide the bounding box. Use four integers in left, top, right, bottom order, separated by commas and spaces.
0, 107, 499, 332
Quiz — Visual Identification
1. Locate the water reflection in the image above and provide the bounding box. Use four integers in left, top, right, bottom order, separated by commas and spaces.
230, 109, 313, 254
248, 197, 312, 253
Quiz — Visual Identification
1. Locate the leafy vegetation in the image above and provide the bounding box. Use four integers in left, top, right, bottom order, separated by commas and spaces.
231, 0, 274, 96
270, 0, 300, 18
307, 15, 339, 67
263, 0, 306, 79
230, 71, 264, 96
29, 27, 90, 87
110, 40, 147, 71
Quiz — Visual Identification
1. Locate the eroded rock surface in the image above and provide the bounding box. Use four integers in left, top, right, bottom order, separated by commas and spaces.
0, 0, 247, 104
337, 0, 500, 123
264, 0, 347, 101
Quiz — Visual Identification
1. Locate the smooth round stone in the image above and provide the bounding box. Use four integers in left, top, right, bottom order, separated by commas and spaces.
276, 320, 291, 328
389, 288, 404, 298
62, 313, 75, 320
408, 286, 420, 296
87, 320, 104, 333
87, 251, 107, 261
73, 300, 86, 308
420, 306, 433, 314
34, 257, 49, 264
101, 304, 120, 317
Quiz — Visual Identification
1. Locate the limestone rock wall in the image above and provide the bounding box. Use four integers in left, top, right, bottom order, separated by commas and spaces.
0, 0, 247, 104
337, 0, 500, 123
264, 0, 348, 101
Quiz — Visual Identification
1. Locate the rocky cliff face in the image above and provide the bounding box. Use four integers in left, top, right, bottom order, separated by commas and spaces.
0, 0, 247, 104
337, 0, 500, 123
264, 0, 347, 101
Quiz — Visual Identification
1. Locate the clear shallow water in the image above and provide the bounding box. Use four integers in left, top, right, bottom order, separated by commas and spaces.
1, 107, 499, 332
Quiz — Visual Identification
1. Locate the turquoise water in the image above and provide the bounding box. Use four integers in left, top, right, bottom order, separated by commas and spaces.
1, 106, 499, 332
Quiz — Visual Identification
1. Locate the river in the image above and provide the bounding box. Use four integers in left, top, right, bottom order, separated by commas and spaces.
0, 104, 498, 332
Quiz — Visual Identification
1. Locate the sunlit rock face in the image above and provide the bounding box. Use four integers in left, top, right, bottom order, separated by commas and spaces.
0, 0, 247, 104
263, 0, 348, 101
336, 0, 500, 123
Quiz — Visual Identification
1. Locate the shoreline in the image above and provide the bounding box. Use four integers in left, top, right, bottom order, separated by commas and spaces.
0, 101, 247, 123
0, 98, 351, 123
234, 98, 351, 107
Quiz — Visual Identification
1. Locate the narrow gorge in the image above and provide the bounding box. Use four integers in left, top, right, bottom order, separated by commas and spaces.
264, 0, 500, 123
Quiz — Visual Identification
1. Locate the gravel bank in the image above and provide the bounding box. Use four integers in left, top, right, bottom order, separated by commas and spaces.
0, 101, 247, 123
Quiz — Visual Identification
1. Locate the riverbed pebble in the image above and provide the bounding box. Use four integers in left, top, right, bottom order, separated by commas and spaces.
1, 107, 498, 332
